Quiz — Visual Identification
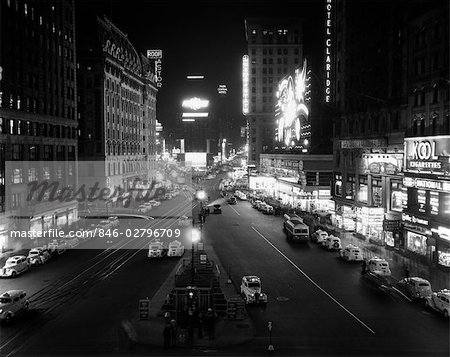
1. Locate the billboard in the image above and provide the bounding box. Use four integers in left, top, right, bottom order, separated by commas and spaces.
274, 59, 311, 151
404, 135, 450, 178
185, 152, 207, 168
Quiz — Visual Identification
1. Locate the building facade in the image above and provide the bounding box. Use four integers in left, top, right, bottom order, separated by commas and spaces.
0, 0, 78, 250
401, 0, 449, 268
244, 18, 304, 165
330, 0, 449, 269
77, 17, 158, 205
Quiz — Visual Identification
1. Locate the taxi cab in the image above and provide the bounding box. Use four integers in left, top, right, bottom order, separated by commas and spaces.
311, 229, 329, 244
240, 276, 268, 305
339, 244, 363, 261
398, 277, 432, 299
322, 235, 342, 250
367, 257, 391, 276
27, 247, 51, 266
0, 256, 29, 278
0, 290, 30, 323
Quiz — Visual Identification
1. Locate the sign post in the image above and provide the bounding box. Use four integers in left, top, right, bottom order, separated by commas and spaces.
139, 298, 150, 320
267, 321, 274, 351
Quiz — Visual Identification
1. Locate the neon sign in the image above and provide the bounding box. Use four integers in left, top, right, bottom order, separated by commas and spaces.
275, 59, 310, 148
325, 0, 332, 103
242, 55, 249, 114
182, 97, 209, 110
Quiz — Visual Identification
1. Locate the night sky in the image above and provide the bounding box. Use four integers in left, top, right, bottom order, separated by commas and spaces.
75, 0, 324, 135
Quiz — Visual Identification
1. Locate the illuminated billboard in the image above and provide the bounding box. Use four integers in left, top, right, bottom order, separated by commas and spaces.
404, 135, 450, 177
275, 59, 311, 151
185, 152, 207, 168
242, 55, 249, 114
182, 97, 209, 110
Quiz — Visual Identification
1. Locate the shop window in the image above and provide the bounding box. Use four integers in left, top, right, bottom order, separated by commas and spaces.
437, 247, 450, 268
406, 231, 427, 256
390, 181, 403, 212
345, 175, 355, 200
334, 174, 342, 197
372, 178, 382, 207
358, 176, 368, 203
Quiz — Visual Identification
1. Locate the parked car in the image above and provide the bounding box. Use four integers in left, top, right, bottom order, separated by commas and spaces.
339, 244, 363, 261
240, 276, 268, 305
322, 235, 342, 250
398, 277, 432, 300
228, 196, 237, 205
0, 256, 29, 278
178, 215, 191, 226
252, 200, 262, 209
147, 200, 161, 207
0, 290, 29, 323
425, 289, 450, 317
27, 247, 51, 266
366, 257, 391, 276
262, 205, 274, 215
108, 216, 120, 227
311, 229, 329, 244
97, 219, 114, 229
138, 205, 151, 213
167, 240, 185, 257
47, 240, 67, 256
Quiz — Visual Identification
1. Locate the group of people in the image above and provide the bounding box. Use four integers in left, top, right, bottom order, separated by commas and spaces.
163, 307, 218, 348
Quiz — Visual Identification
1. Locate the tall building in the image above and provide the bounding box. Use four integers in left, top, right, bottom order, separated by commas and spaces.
401, 0, 449, 268
77, 17, 158, 203
330, 0, 449, 270
0, 0, 78, 249
244, 18, 304, 165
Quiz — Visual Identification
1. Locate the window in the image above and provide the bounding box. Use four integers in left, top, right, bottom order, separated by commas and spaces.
432, 84, 439, 104
12, 169, 23, 184
29, 145, 39, 160
12, 144, 23, 160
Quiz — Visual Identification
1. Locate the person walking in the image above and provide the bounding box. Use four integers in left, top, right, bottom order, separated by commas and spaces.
205, 308, 217, 340
163, 323, 171, 349
170, 319, 178, 347
197, 311, 204, 339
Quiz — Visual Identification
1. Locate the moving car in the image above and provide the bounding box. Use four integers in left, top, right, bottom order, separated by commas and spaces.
228, 196, 237, 205
339, 244, 363, 261
147, 200, 161, 207
425, 289, 450, 317
178, 215, 192, 226
167, 240, 185, 257
47, 240, 67, 256
367, 257, 391, 276
0, 256, 29, 278
262, 205, 274, 215
240, 276, 268, 305
213, 204, 222, 214
108, 216, 120, 227
311, 229, 329, 244
0, 290, 29, 323
27, 247, 51, 266
147, 240, 166, 258
138, 204, 151, 213
398, 277, 432, 300
322, 235, 342, 250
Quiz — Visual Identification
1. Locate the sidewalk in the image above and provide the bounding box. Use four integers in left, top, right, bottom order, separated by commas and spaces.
121, 236, 256, 353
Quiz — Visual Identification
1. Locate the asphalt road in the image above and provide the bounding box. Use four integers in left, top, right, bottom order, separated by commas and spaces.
0, 190, 196, 356
200, 176, 449, 356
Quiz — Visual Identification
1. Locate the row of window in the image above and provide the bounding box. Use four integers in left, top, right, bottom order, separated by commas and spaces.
7, 144, 76, 161
10, 165, 75, 185
251, 48, 299, 56
0, 118, 77, 139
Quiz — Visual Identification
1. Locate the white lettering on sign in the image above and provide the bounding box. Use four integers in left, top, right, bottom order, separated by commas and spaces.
147, 49, 162, 59
402, 213, 429, 226
324, 0, 332, 103
154, 59, 162, 88
412, 140, 438, 160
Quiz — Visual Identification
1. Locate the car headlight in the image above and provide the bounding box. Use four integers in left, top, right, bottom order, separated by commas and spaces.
0, 309, 3, 313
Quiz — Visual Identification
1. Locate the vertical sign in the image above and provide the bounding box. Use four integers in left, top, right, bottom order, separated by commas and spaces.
147, 49, 163, 88
242, 55, 249, 114
325, 0, 333, 103
139, 299, 150, 320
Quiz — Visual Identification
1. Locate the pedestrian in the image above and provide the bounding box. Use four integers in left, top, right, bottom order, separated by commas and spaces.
197, 311, 204, 339
361, 259, 367, 275
163, 323, 171, 349
205, 307, 217, 340
170, 319, 177, 347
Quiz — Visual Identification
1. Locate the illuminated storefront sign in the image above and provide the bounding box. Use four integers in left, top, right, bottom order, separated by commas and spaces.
147, 49, 163, 88
361, 154, 403, 175
403, 177, 450, 192
356, 207, 384, 241
402, 213, 429, 226
242, 55, 249, 114
182, 112, 208, 118
249, 176, 276, 190
182, 97, 209, 110
341, 138, 387, 149
275, 59, 311, 149
217, 84, 228, 95
404, 135, 450, 176
146, 49, 162, 59
324, 0, 333, 102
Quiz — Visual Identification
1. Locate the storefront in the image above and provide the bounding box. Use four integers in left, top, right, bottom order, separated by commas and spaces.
356, 206, 384, 243
433, 226, 450, 268
332, 202, 356, 232
402, 213, 434, 263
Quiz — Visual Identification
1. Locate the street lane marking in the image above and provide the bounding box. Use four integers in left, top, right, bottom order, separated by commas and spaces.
251, 226, 376, 335
229, 205, 241, 216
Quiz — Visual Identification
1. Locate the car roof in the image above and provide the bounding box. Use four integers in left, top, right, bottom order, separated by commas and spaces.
408, 277, 429, 283
243, 275, 261, 282
8, 255, 27, 260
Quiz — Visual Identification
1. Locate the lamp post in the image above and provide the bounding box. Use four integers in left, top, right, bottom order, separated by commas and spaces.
191, 228, 201, 285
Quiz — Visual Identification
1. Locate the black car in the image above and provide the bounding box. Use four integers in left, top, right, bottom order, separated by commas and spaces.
213, 204, 222, 214
228, 196, 237, 205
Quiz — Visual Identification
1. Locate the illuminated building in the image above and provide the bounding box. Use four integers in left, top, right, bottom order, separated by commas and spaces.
0, 0, 78, 249
77, 17, 158, 193
244, 18, 303, 165
331, 0, 449, 270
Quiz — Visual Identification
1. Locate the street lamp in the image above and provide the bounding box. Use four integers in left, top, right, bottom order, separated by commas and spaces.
191, 228, 201, 284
